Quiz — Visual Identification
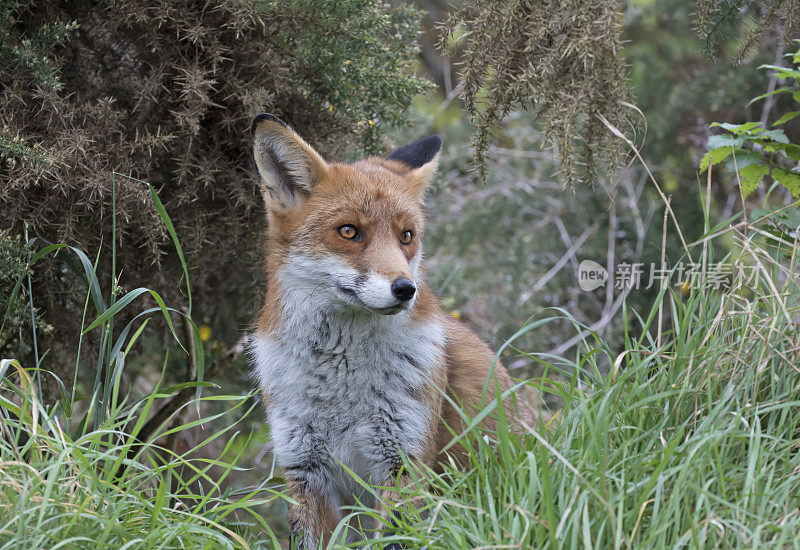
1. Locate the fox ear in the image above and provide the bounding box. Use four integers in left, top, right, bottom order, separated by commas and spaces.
251, 113, 327, 210
386, 135, 441, 197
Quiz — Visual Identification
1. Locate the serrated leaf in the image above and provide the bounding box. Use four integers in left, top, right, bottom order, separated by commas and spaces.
757, 64, 789, 72
772, 168, 800, 198
737, 164, 769, 198
772, 111, 800, 126
759, 68, 800, 81
707, 134, 745, 149
737, 121, 763, 134
724, 151, 761, 172
782, 143, 800, 162
758, 129, 789, 143
764, 141, 800, 157
700, 146, 733, 172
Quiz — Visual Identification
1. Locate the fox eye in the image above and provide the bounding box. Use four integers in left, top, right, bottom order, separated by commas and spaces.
338, 225, 358, 240
400, 230, 413, 245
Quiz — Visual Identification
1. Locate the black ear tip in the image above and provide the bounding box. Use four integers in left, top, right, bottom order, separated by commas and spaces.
250, 113, 287, 137
386, 134, 443, 168
412, 134, 442, 154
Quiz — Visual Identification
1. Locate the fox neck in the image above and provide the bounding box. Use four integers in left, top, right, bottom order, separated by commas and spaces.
259, 251, 417, 351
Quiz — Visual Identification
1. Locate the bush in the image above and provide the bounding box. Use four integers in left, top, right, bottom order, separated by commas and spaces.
0, 0, 430, 387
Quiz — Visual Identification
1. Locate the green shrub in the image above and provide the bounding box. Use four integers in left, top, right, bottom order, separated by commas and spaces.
439, 0, 631, 185
702, 42, 800, 200
0, 230, 37, 357
0, 0, 430, 388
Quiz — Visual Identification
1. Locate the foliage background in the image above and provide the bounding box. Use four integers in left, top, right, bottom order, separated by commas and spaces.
1, 0, 799, 546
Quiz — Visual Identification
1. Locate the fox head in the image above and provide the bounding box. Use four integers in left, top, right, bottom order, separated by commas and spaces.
251, 114, 441, 316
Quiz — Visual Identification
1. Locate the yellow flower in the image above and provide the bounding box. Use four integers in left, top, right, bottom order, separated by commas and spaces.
450, 310, 461, 320
198, 324, 212, 342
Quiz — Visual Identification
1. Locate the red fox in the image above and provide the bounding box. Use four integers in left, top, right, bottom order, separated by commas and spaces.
249, 113, 535, 548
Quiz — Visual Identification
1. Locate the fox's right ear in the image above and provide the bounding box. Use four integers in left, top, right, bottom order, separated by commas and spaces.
251, 113, 327, 210
386, 134, 442, 199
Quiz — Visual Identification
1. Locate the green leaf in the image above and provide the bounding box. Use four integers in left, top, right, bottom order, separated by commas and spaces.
772, 168, 800, 198
758, 129, 789, 143
748, 87, 792, 105
710, 122, 760, 134
707, 134, 745, 149
82, 287, 185, 353
700, 146, 734, 172
756, 65, 800, 81
145, 180, 192, 314
781, 144, 800, 162
757, 64, 793, 73
772, 111, 800, 126
737, 165, 769, 198
724, 151, 761, 172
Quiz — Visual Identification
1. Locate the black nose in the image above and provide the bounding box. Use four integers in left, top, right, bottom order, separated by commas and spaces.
391, 278, 416, 301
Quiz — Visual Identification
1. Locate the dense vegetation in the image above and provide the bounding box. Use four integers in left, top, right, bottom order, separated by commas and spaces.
0, 0, 430, 395
2, 0, 799, 548
378, 203, 800, 548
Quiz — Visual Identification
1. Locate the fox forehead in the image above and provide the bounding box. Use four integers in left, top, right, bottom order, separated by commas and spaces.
289, 160, 426, 229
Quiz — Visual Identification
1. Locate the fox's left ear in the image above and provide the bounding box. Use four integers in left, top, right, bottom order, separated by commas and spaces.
386, 134, 441, 197
251, 113, 327, 211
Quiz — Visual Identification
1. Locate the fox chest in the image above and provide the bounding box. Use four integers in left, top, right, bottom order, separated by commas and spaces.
251, 319, 445, 492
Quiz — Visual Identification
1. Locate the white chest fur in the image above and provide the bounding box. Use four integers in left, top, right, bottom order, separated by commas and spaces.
251, 303, 445, 502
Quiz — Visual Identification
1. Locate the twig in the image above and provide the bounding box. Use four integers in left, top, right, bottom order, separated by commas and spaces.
597, 114, 692, 259
518, 223, 598, 305
603, 196, 618, 319
759, 43, 785, 128
547, 286, 629, 357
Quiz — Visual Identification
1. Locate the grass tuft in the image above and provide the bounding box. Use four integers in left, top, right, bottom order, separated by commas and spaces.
370, 199, 800, 548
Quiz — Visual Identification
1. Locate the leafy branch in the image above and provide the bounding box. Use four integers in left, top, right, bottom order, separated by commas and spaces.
701, 43, 800, 199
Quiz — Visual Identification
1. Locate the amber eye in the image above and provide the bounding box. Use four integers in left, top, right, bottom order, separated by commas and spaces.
338, 225, 358, 240
400, 230, 413, 245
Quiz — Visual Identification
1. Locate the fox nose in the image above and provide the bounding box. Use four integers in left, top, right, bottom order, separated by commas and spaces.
391, 278, 416, 302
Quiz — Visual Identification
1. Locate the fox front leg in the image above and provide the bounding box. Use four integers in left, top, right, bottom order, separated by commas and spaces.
286, 476, 339, 550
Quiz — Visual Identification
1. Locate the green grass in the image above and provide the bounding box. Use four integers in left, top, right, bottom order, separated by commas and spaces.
0, 175, 281, 549
0, 357, 274, 549
368, 202, 800, 548
1, 172, 798, 548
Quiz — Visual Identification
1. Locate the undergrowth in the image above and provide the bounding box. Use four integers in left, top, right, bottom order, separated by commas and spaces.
361, 185, 800, 548
0, 174, 279, 549
2, 166, 798, 548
